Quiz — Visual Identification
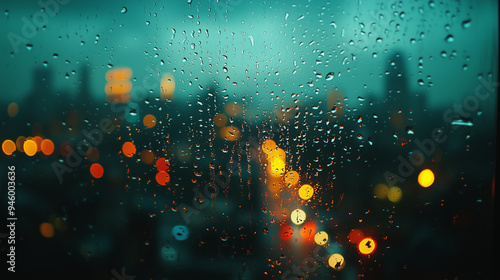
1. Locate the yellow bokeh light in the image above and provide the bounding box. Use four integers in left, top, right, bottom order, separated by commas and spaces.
328, 254, 345, 270
262, 139, 277, 154
7, 103, 19, 117
284, 171, 300, 187
418, 169, 435, 188
268, 148, 286, 161
2, 140, 16, 155
291, 209, 306, 225
358, 237, 376, 255
387, 186, 402, 203
105, 68, 132, 81
314, 231, 329, 246
298, 184, 314, 200
160, 73, 175, 101
269, 158, 285, 177
374, 183, 389, 199
23, 139, 37, 156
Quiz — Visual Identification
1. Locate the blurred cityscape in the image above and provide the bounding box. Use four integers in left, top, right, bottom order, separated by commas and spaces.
0, 51, 496, 279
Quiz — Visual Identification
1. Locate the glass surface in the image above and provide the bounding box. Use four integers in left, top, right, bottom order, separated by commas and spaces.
0, 0, 497, 279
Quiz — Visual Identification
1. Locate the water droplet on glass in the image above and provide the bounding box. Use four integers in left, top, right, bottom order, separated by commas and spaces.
445, 35, 454, 43
325, 72, 334, 81
462, 19, 471, 29
121, 7, 127, 14
451, 119, 473, 127
26, 44, 33, 51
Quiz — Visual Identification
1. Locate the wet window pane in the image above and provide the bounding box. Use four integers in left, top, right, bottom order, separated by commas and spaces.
1, 0, 497, 279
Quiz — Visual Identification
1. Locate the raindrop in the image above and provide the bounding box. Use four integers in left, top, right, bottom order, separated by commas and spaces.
445, 35, 454, 43
417, 79, 425, 86
121, 7, 127, 14
26, 44, 33, 51
462, 19, 471, 29
325, 72, 334, 81
451, 119, 473, 127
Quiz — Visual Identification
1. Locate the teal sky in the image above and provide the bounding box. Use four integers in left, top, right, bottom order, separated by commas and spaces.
0, 0, 498, 113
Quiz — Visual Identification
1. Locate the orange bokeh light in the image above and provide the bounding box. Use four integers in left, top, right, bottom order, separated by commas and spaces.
122, 141, 136, 157
156, 171, 171, 186
41, 139, 55, 155
90, 163, 104, 179
2, 140, 16, 155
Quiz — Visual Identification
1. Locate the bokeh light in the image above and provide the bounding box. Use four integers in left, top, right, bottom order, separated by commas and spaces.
269, 158, 285, 177
122, 141, 136, 157
418, 169, 435, 188
284, 171, 300, 187
160, 73, 175, 101
143, 114, 157, 128
41, 139, 55, 155
291, 209, 306, 225
262, 139, 277, 154
374, 183, 389, 199
40, 223, 54, 238
220, 126, 240, 141
358, 237, 376, 255
298, 184, 314, 200
328, 253, 345, 271
348, 229, 365, 244
156, 171, 171, 186
2, 139, 16, 155
23, 139, 37, 156
90, 163, 104, 179
213, 113, 227, 127
387, 186, 403, 203
7, 102, 19, 117
314, 231, 329, 246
